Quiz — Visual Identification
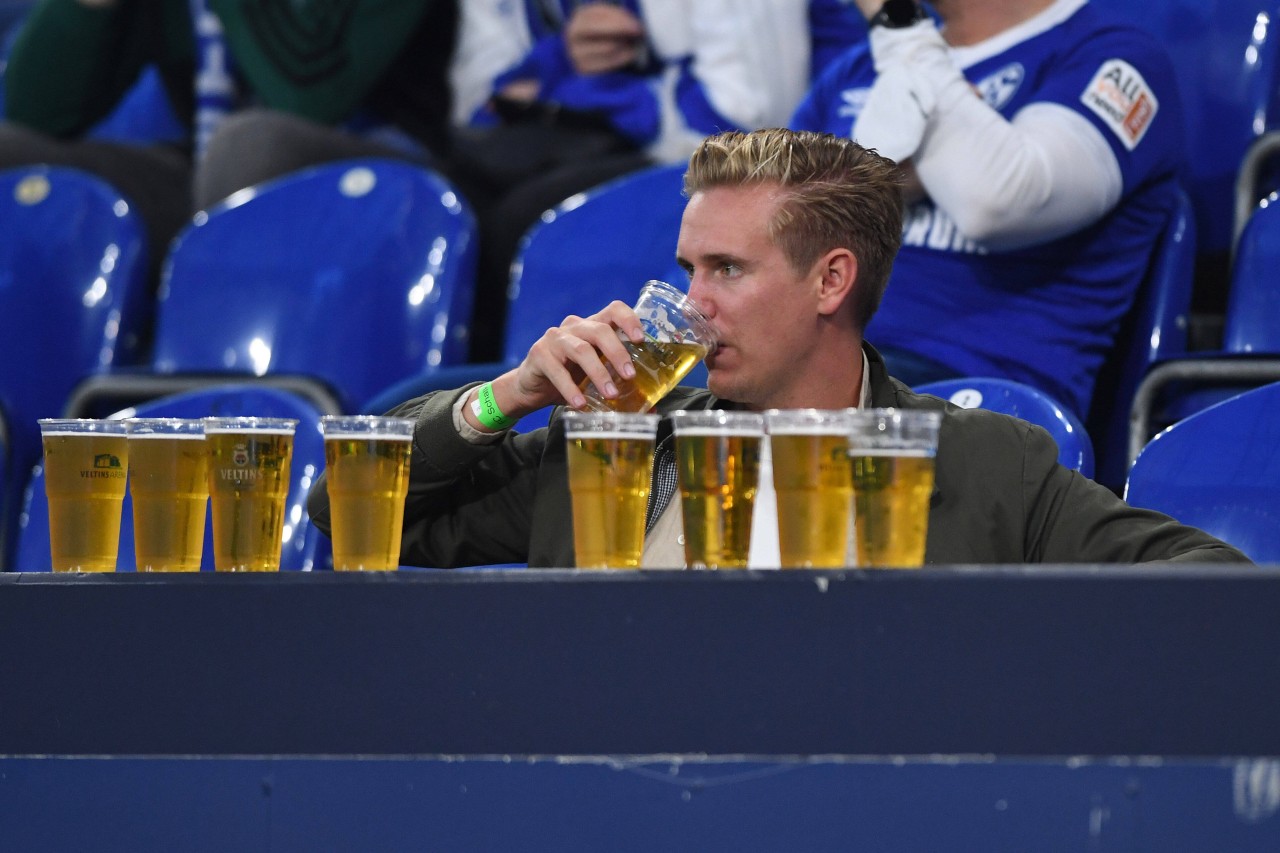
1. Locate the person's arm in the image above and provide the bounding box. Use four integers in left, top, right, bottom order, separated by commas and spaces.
306, 299, 649, 567
448, 0, 536, 123
640, 0, 830, 160
4, 0, 155, 136
849, 13, 1123, 250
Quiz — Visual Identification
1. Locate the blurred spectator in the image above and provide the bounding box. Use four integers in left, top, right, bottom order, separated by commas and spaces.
0, 0, 457, 274
453, 0, 864, 360
791, 0, 1185, 420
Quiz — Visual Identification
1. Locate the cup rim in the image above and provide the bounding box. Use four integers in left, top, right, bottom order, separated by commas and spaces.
639, 279, 717, 348
762, 407, 861, 432
562, 409, 661, 433
123, 417, 206, 435
847, 407, 942, 452
669, 408, 766, 434
320, 414, 415, 436
202, 416, 299, 433
38, 418, 129, 434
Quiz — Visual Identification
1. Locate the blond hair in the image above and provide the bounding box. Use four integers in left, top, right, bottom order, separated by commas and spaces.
684, 128, 904, 327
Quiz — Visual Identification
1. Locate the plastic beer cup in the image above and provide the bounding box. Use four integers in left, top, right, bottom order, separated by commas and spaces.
204, 417, 296, 572
764, 409, 860, 569
563, 410, 660, 568
320, 415, 414, 571
38, 418, 130, 572
848, 408, 942, 568
579, 280, 717, 413
670, 409, 765, 569
125, 418, 208, 572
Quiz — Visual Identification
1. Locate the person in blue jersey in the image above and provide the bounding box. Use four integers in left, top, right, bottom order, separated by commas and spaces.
452, 0, 866, 361
790, 0, 1185, 421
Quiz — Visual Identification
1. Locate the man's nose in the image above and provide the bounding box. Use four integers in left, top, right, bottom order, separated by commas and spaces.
686, 274, 713, 317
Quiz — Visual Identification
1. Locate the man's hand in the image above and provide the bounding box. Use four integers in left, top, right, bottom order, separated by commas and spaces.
565, 3, 645, 75
497, 79, 541, 104
465, 302, 645, 432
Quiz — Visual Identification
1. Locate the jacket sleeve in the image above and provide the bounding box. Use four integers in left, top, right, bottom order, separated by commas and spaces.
1021, 424, 1251, 564
306, 385, 549, 569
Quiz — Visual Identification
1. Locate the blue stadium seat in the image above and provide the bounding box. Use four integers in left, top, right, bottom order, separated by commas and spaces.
361, 161, 693, 420
65, 158, 477, 419
505, 162, 691, 363
14, 384, 327, 572
1125, 381, 1280, 562
1107, 0, 1280, 262
1087, 187, 1197, 490
915, 377, 1095, 477
0, 165, 150, 569
85, 65, 187, 146
1127, 195, 1280, 468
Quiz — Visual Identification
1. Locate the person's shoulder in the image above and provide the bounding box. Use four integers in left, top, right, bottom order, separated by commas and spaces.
1057, 3, 1174, 65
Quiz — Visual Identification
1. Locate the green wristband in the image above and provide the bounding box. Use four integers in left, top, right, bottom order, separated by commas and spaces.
472, 382, 518, 431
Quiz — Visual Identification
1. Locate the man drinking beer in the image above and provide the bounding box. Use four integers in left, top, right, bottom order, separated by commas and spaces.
308, 128, 1248, 568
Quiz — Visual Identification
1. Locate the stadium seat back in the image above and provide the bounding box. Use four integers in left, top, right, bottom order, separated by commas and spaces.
1087, 186, 1196, 490
0, 165, 149, 568
916, 377, 1095, 477
64, 159, 477, 420
1125, 380, 1280, 562
1106, 0, 1280, 258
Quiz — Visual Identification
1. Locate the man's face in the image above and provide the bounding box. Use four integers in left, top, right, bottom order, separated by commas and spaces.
676, 183, 826, 409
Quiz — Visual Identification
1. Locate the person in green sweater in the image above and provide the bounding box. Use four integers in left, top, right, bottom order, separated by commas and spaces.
0, 0, 458, 271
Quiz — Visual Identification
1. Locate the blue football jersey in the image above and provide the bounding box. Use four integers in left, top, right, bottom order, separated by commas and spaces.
791, 0, 1186, 418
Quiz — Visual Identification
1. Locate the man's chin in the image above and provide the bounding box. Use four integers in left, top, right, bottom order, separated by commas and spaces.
704, 367, 737, 402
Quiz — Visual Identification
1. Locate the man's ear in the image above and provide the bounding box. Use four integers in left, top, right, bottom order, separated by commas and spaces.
815, 248, 858, 316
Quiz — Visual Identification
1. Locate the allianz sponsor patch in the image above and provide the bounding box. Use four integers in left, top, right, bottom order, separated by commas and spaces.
1080, 59, 1158, 150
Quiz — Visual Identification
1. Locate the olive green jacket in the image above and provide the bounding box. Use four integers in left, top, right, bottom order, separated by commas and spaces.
308, 345, 1249, 568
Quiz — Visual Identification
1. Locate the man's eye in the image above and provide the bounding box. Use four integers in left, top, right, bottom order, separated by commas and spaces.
719, 264, 742, 278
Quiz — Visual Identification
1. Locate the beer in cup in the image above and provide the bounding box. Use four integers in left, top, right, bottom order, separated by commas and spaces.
204, 417, 296, 572
320, 415, 414, 571
670, 409, 765, 569
125, 418, 208, 572
580, 280, 717, 413
563, 410, 660, 568
848, 408, 942, 568
765, 409, 859, 569
38, 418, 129, 572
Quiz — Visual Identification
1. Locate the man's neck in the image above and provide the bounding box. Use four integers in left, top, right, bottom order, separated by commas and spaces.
935, 0, 1059, 47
